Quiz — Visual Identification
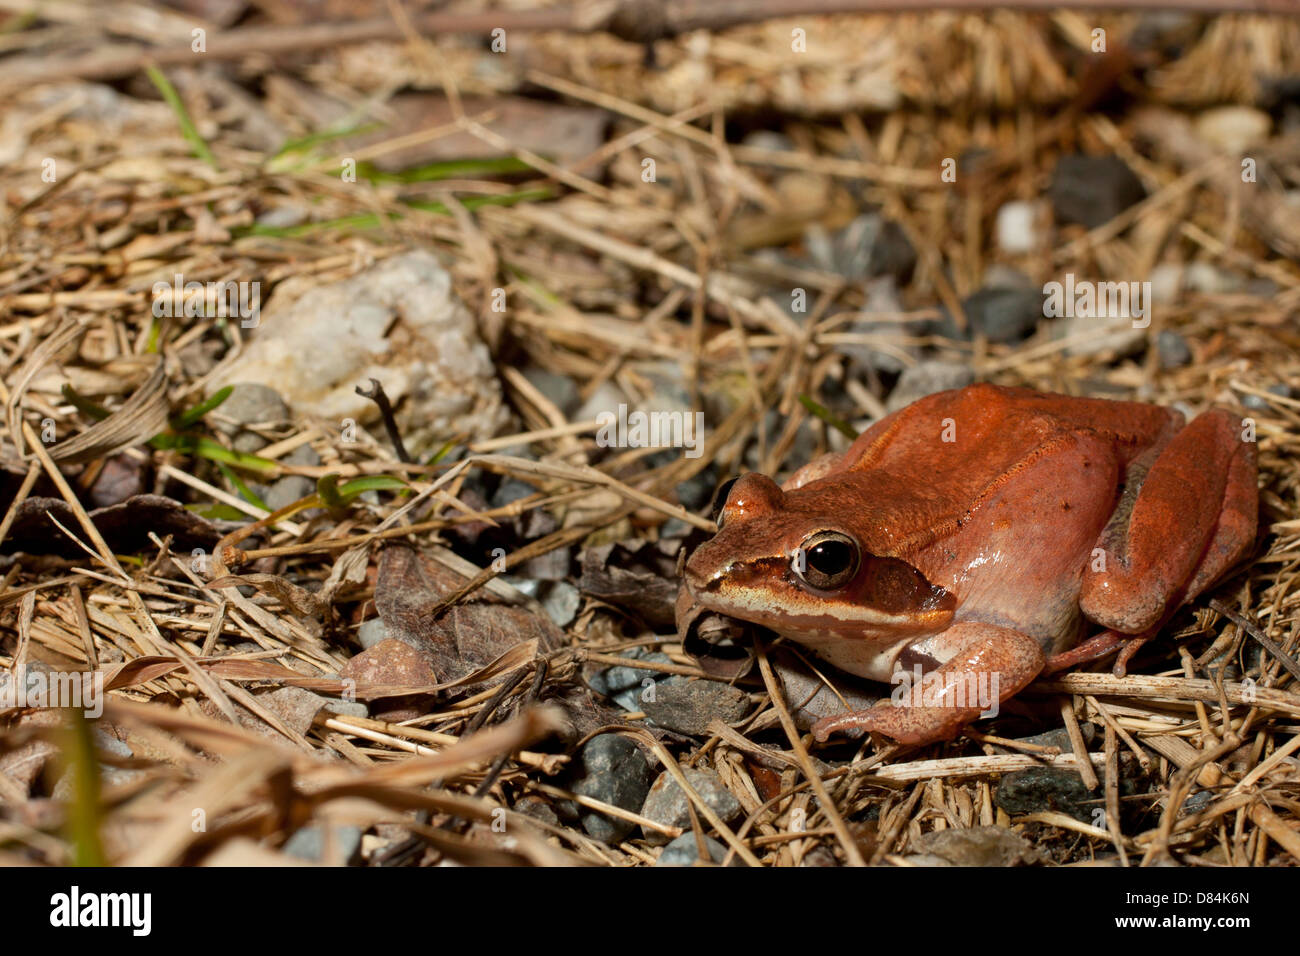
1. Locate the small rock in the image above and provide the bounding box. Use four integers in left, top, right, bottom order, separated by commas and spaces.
886, 361, 975, 412
570, 734, 653, 844
1129, 11, 1203, 55
261, 442, 322, 512
254, 685, 332, 736
574, 382, 630, 431
213, 383, 290, 453
910, 826, 1041, 866
675, 467, 719, 513
995, 767, 1094, 822
586, 646, 676, 712
995, 200, 1046, 254
740, 131, 796, 152
959, 286, 1042, 344
514, 795, 561, 828
773, 653, 877, 732
283, 824, 363, 864
357, 617, 389, 650
1148, 263, 1185, 305
640, 680, 750, 736
490, 477, 539, 510
1184, 261, 1242, 295
640, 767, 742, 846
539, 581, 581, 628
339, 638, 438, 722
521, 367, 579, 417
320, 698, 368, 719
1053, 314, 1147, 359
1194, 106, 1271, 154
1150, 262, 1242, 304
176, 337, 224, 378
1014, 724, 1095, 752
828, 214, 917, 284
1049, 155, 1146, 229
1242, 383, 1295, 411
1156, 330, 1192, 369
216, 251, 509, 454
839, 277, 921, 375
51, 728, 140, 800
655, 832, 739, 866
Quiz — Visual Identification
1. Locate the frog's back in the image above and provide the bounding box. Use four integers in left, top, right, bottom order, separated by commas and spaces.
812, 383, 1178, 558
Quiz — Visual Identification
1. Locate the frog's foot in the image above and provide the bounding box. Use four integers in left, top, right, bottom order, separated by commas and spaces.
1113, 628, 1159, 676
1043, 627, 1160, 676
1043, 630, 1129, 674
811, 622, 1044, 746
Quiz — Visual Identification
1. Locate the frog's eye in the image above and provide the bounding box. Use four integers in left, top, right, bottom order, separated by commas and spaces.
795, 531, 860, 590
711, 477, 739, 529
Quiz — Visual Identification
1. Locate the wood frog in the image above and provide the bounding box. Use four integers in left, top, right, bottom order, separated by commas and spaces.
677, 384, 1258, 745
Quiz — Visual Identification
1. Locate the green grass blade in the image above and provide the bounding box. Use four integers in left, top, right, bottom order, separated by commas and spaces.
798, 394, 859, 440
145, 65, 218, 169
171, 385, 233, 430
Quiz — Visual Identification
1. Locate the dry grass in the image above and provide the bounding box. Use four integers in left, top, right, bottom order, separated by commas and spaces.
0, 3, 1297, 867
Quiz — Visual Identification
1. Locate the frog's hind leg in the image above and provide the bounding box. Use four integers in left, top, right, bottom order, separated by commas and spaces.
1080, 409, 1258, 639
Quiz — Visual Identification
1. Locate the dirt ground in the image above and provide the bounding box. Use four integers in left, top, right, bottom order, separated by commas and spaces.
0, 2, 1297, 867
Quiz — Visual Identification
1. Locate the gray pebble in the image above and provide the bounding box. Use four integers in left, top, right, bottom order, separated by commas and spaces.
640, 767, 742, 846
1242, 384, 1295, 411
640, 680, 749, 736
213, 383, 290, 453
357, 617, 389, 650
571, 734, 653, 844
655, 832, 740, 867
522, 367, 580, 417
959, 286, 1042, 344
1049, 155, 1146, 229
1156, 329, 1192, 369
587, 646, 675, 712
539, 580, 581, 628
283, 824, 363, 864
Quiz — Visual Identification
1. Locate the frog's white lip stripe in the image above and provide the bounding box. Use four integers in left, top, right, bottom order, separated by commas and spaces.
695, 580, 917, 630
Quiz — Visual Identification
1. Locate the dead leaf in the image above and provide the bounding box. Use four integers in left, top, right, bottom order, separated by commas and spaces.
375, 544, 561, 688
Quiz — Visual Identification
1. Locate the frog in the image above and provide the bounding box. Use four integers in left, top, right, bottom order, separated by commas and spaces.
676, 384, 1258, 745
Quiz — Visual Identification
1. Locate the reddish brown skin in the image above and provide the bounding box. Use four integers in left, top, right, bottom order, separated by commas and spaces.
678, 384, 1258, 745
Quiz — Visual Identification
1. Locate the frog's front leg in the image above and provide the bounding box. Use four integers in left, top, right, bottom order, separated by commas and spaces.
811, 622, 1044, 745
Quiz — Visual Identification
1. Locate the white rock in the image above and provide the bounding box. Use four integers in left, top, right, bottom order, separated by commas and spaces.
1193, 107, 1271, 154
1055, 315, 1147, 358
995, 200, 1045, 254
216, 251, 508, 450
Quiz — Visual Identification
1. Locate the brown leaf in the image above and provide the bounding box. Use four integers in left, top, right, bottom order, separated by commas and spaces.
50, 359, 170, 464
3, 494, 220, 556
375, 544, 561, 688
580, 540, 680, 628
208, 573, 326, 635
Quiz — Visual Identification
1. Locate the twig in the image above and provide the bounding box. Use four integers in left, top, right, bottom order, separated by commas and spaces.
355, 377, 413, 465
1208, 598, 1300, 684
